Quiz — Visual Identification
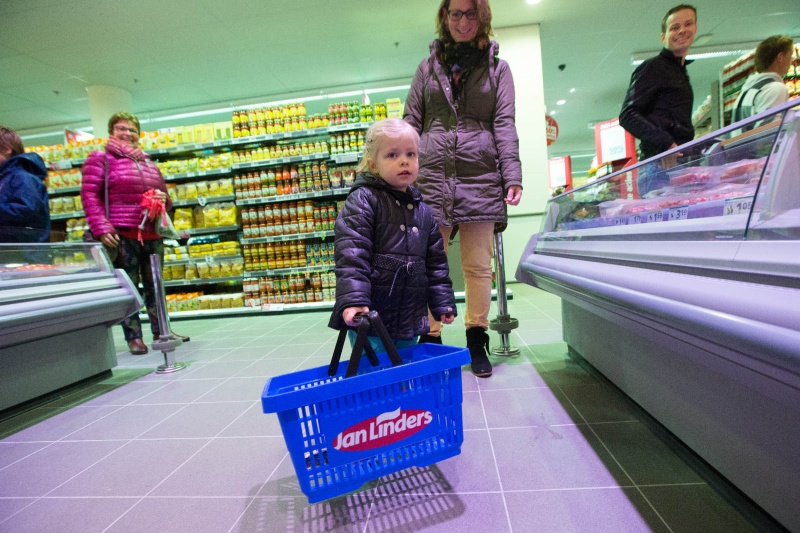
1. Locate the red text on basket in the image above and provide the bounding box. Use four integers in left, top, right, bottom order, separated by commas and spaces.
332, 407, 433, 452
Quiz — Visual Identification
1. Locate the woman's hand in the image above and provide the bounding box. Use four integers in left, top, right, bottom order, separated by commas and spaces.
343, 306, 369, 327
440, 313, 456, 325
150, 189, 167, 203
100, 232, 120, 248
505, 186, 522, 205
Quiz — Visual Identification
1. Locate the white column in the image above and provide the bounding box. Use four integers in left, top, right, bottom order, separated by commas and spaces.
86, 85, 133, 138
494, 24, 549, 281
494, 23, 549, 214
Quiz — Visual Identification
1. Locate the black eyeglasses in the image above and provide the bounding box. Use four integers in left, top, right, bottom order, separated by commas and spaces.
448, 9, 477, 21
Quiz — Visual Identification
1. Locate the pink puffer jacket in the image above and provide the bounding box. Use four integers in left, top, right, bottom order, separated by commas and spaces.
81, 137, 171, 236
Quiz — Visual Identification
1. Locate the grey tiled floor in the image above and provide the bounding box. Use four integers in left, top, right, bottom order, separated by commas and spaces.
0, 284, 780, 532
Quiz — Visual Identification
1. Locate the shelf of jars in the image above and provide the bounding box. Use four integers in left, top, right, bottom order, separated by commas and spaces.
243, 239, 334, 275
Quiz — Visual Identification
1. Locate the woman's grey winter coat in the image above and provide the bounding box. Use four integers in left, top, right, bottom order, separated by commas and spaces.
404, 39, 522, 229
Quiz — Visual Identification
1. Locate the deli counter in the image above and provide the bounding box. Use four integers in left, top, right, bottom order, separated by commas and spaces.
0, 241, 142, 411
516, 99, 800, 531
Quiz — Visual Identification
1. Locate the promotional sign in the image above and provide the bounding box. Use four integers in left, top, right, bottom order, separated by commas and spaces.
65, 129, 94, 143
548, 156, 572, 190
594, 118, 636, 166
545, 115, 559, 146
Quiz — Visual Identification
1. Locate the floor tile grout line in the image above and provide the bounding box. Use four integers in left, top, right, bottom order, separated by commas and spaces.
228, 450, 293, 533
544, 368, 678, 533
475, 379, 515, 533
99, 392, 268, 532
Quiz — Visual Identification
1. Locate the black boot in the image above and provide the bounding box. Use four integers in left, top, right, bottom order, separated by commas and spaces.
418, 334, 443, 344
466, 327, 492, 377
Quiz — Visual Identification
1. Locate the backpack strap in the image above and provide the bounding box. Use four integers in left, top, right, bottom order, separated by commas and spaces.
733, 77, 780, 126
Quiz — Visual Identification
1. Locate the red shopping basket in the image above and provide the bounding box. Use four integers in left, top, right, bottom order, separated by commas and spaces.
261, 311, 470, 503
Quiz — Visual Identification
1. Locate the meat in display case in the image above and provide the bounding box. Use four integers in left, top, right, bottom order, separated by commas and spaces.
0, 241, 142, 411
517, 99, 800, 532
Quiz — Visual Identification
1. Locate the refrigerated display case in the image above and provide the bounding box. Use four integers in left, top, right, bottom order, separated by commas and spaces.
0, 241, 142, 411
516, 99, 800, 532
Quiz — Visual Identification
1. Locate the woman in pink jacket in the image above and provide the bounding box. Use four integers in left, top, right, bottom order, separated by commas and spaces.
81, 112, 186, 355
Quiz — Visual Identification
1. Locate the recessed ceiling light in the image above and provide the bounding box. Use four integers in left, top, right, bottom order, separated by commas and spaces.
569, 88, 576, 93
526, 0, 542, 4
549, 110, 556, 116
556, 99, 566, 105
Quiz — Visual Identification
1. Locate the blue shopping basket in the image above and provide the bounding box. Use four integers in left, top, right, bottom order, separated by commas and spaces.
262, 312, 470, 503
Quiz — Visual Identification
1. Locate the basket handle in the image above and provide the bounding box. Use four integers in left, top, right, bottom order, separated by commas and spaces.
327, 311, 405, 377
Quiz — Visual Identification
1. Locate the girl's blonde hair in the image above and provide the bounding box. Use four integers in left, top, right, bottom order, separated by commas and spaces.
356, 118, 420, 173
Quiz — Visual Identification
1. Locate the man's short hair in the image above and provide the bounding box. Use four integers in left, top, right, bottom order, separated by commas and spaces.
662, 4, 697, 34
754, 35, 794, 72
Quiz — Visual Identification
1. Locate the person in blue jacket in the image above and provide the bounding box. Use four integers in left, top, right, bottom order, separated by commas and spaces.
0, 126, 50, 244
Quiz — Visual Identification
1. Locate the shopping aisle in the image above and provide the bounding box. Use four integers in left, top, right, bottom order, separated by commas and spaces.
0, 284, 780, 532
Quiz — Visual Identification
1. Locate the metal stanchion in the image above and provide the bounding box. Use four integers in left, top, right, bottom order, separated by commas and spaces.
489, 231, 520, 357
150, 255, 185, 374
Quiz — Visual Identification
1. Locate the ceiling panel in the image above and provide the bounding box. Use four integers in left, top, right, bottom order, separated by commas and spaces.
1, 0, 798, 166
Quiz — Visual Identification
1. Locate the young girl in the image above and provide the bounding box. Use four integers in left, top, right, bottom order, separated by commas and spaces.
328, 118, 456, 354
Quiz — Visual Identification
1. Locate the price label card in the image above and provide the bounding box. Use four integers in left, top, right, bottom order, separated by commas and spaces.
205, 254, 214, 263
627, 214, 643, 225
261, 303, 285, 311
647, 211, 664, 223
198, 195, 207, 207
668, 206, 689, 221
724, 196, 753, 216
611, 217, 627, 226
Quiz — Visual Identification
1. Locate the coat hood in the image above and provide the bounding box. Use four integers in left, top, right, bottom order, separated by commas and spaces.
0, 152, 47, 181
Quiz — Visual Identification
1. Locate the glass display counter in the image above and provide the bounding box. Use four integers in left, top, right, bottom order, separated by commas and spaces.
516, 99, 800, 532
0, 241, 142, 411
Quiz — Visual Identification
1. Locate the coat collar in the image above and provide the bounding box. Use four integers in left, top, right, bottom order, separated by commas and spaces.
352, 172, 422, 203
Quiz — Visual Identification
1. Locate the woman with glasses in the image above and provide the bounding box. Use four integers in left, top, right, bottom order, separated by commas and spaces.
81, 112, 187, 355
404, 0, 522, 377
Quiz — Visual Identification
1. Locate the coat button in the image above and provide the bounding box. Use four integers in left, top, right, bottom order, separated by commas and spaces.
412, 227, 419, 233
395, 200, 400, 205
400, 224, 406, 231
407, 204, 413, 210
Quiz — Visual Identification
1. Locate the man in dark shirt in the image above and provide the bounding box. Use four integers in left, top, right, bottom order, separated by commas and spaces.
620, 4, 697, 170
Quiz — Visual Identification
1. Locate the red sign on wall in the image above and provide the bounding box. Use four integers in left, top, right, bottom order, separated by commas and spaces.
545, 116, 559, 146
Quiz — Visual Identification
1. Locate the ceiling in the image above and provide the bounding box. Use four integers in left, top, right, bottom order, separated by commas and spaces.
1, 0, 799, 170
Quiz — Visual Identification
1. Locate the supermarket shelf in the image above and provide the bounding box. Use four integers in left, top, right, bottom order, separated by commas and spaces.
164, 254, 243, 266
48, 186, 82, 195
51, 210, 85, 220
163, 275, 242, 287
241, 230, 334, 245
244, 264, 333, 278
171, 194, 235, 208
185, 225, 240, 236
164, 167, 232, 182
144, 288, 513, 320
237, 188, 347, 206
231, 152, 329, 171
331, 152, 361, 164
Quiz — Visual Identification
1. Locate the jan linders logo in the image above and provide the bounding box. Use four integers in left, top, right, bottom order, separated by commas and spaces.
332, 407, 433, 452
